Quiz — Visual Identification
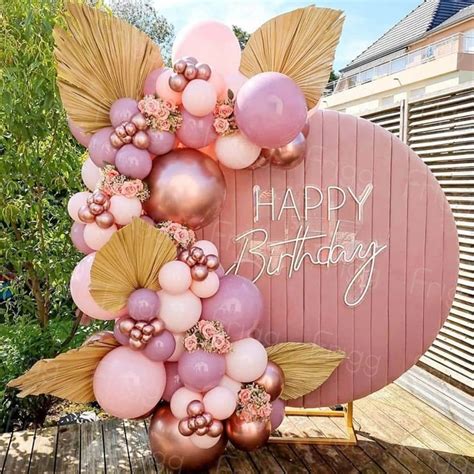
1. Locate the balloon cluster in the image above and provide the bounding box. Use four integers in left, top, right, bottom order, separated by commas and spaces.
77, 190, 114, 229
109, 112, 149, 150
178, 245, 220, 281
169, 56, 212, 92
178, 400, 223, 438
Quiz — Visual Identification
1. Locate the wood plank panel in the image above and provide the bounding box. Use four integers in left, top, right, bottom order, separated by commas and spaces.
2, 429, 34, 473
101, 419, 131, 474
29, 427, 57, 474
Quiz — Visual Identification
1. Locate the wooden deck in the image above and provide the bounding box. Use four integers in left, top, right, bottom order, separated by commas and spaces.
1, 384, 473, 473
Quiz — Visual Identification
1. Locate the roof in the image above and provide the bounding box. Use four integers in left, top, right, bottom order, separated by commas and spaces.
341, 0, 474, 73
430, 3, 474, 32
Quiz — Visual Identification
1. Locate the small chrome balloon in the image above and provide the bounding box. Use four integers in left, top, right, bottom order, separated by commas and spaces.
262, 132, 307, 170
92, 191, 107, 205
207, 420, 224, 437
196, 63, 211, 81
142, 333, 152, 343
142, 324, 154, 336
254, 361, 285, 401
195, 426, 208, 436
130, 328, 143, 340
89, 203, 103, 216
186, 255, 197, 267
246, 153, 270, 171
119, 317, 135, 334
151, 319, 165, 335
187, 400, 205, 417
125, 122, 137, 136
173, 59, 187, 74
187, 417, 196, 431
184, 64, 197, 81
206, 254, 219, 271
135, 321, 147, 331
115, 125, 127, 139
225, 413, 271, 451
168, 73, 188, 92
78, 205, 95, 224
190, 246, 204, 261
95, 211, 115, 229
194, 415, 207, 429
131, 113, 148, 131
110, 132, 123, 148
102, 199, 110, 211
129, 338, 143, 350
191, 264, 208, 281
183, 56, 198, 65
122, 135, 132, 144
178, 249, 190, 263
132, 131, 150, 150
178, 418, 194, 437
202, 412, 213, 426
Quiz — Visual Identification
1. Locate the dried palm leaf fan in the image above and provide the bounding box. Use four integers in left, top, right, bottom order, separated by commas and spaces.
8, 334, 119, 403
90, 218, 176, 313
54, 2, 163, 132
266, 342, 345, 400
240, 6, 344, 109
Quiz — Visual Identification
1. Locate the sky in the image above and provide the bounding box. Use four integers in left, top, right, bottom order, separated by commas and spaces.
154, 0, 421, 71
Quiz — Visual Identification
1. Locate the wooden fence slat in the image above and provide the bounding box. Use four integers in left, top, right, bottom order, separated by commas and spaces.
28, 426, 57, 474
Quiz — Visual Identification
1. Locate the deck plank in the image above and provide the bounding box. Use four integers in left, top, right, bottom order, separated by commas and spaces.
55, 424, 80, 473
102, 419, 130, 473
0, 432, 12, 472
123, 421, 156, 474
222, 444, 258, 473
29, 426, 57, 474
80, 422, 105, 473
2, 429, 34, 473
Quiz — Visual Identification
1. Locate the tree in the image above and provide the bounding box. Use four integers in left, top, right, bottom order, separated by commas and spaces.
232, 25, 250, 50
108, 0, 175, 64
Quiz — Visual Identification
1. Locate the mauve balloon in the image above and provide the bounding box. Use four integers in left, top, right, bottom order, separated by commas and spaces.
176, 109, 217, 149
270, 398, 285, 431
144, 148, 226, 230
70, 222, 94, 255
147, 130, 175, 156
67, 118, 91, 147
115, 144, 152, 179
109, 98, 140, 127
144, 330, 176, 362
88, 127, 118, 167
127, 288, 161, 321
143, 68, 164, 96
113, 320, 130, 345
235, 72, 307, 149
162, 362, 183, 402
201, 274, 263, 340
178, 349, 225, 392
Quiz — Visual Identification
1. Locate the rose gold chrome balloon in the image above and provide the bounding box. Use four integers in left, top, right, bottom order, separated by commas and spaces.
206, 254, 219, 270
89, 203, 103, 215
187, 400, 205, 417
208, 420, 223, 437
186, 255, 197, 267
129, 338, 143, 350
187, 417, 196, 431
168, 73, 188, 92
184, 64, 197, 80
178, 418, 193, 436
178, 249, 190, 263
262, 132, 307, 170
191, 264, 208, 281
135, 321, 147, 331
149, 405, 227, 471
246, 153, 270, 171
125, 122, 137, 136
130, 328, 143, 340
142, 324, 154, 336
195, 426, 208, 436
142, 333, 152, 343
95, 211, 114, 229
115, 125, 127, 139
190, 246, 204, 261
133, 131, 150, 150
254, 361, 285, 401
151, 319, 165, 335
183, 56, 198, 65
202, 412, 213, 426
194, 415, 207, 428
144, 149, 226, 230
225, 413, 271, 451
110, 133, 123, 148
78, 205, 95, 224
119, 317, 135, 334
173, 59, 187, 74
196, 63, 211, 81
92, 191, 107, 205
122, 135, 132, 144
131, 113, 148, 131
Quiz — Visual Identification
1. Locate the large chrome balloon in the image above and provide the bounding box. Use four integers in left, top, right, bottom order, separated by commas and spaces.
225, 413, 271, 451
149, 405, 227, 470
260, 132, 306, 170
144, 148, 226, 230
254, 361, 285, 401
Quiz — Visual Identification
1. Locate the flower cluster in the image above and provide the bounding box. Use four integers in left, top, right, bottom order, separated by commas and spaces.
157, 221, 196, 248
236, 383, 272, 422
213, 89, 238, 136
184, 320, 232, 354
138, 95, 182, 133
98, 165, 150, 201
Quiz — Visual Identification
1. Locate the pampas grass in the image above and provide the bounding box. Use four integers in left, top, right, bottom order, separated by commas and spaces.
266, 342, 345, 400
240, 6, 344, 109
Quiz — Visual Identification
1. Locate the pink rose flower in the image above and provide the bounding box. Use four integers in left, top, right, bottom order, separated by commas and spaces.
163, 100, 174, 110
202, 322, 218, 340
184, 334, 198, 352
159, 120, 171, 132
221, 339, 232, 353
120, 181, 139, 198
211, 334, 227, 352
157, 108, 170, 120
175, 229, 190, 245
198, 320, 207, 330
131, 179, 144, 192
106, 169, 120, 180
239, 389, 252, 404
218, 104, 233, 119
213, 117, 229, 135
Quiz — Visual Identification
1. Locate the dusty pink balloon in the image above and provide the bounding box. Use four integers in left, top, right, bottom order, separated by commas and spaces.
147, 130, 175, 156
68, 118, 91, 147
178, 350, 225, 392
270, 398, 285, 431
109, 98, 140, 127
83, 222, 117, 250
162, 362, 184, 402
128, 288, 161, 321
70, 222, 94, 254
144, 330, 176, 361
143, 68, 164, 96
115, 144, 152, 179
88, 127, 118, 167
176, 109, 217, 149
109, 195, 142, 226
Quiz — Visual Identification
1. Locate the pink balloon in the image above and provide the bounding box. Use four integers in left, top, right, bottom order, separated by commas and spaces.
158, 261, 192, 294
115, 144, 152, 180
127, 288, 161, 321
68, 191, 91, 222
215, 132, 260, 170
218, 375, 241, 397
144, 330, 176, 362
176, 109, 217, 149
70, 253, 122, 320
178, 349, 225, 392
68, 118, 91, 147
182, 80, 217, 117
172, 20, 241, 77
109, 98, 140, 127
235, 72, 307, 148
203, 386, 236, 420
109, 195, 142, 226
113, 320, 130, 345
167, 332, 185, 362
83, 222, 118, 250
208, 71, 227, 100
215, 265, 225, 279
162, 362, 184, 402
70, 222, 94, 254
225, 72, 248, 95
159, 290, 202, 333
141, 215, 155, 226
156, 69, 182, 104
88, 127, 118, 167
225, 338, 268, 383
93, 346, 166, 419
270, 398, 285, 431
147, 130, 175, 156
194, 240, 218, 256
170, 386, 203, 419
81, 158, 101, 191
191, 272, 220, 298
143, 68, 165, 96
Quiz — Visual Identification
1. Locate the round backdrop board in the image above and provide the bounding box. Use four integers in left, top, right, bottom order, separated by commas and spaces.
199, 109, 459, 407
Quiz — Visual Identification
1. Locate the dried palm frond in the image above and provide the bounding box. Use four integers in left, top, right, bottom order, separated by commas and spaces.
240, 6, 344, 108
54, 1, 162, 132
266, 342, 345, 400
7, 333, 119, 403
90, 218, 176, 312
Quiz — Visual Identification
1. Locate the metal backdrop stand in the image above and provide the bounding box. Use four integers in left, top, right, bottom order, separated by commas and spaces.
268, 402, 357, 445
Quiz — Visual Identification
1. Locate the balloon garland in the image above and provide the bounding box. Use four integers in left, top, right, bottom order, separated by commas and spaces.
8, 3, 347, 471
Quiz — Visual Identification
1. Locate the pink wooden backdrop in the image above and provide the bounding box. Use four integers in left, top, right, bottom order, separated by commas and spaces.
198, 110, 459, 407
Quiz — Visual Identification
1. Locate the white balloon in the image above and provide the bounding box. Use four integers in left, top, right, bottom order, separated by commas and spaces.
170, 387, 203, 419
190, 433, 221, 449
67, 191, 91, 221
215, 132, 260, 170
81, 157, 101, 191
203, 386, 236, 420
159, 261, 192, 294
194, 240, 218, 256
109, 195, 142, 226
83, 222, 117, 250
191, 272, 220, 298
159, 290, 202, 333
225, 338, 268, 383
182, 80, 217, 117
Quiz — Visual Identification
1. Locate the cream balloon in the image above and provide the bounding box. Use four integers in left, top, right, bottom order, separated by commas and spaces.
159, 290, 202, 333
225, 338, 268, 383
203, 386, 236, 420
68, 192, 92, 221
156, 69, 182, 105
208, 71, 227, 100
159, 261, 192, 294
218, 375, 241, 397
191, 272, 220, 298
194, 240, 218, 256
215, 132, 261, 170
190, 434, 221, 449
167, 332, 185, 362
182, 80, 217, 117
170, 386, 203, 419
81, 158, 101, 191
83, 222, 118, 250
109, 195, 142, 226
225, 72, 248, 95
